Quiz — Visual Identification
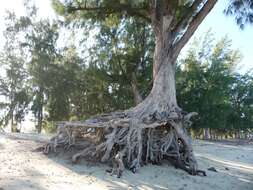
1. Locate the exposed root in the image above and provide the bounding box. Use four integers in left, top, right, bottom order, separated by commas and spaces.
42, 108, 202, 177
107, 149, 125, 178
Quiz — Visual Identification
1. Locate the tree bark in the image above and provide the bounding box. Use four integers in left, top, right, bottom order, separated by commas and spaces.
37, 107, 43, 133
11, 113, 15, 133
10, 82, 17, 133
203, 128, 210, 140
37, 87, 44, 133
131, 73, 143, 105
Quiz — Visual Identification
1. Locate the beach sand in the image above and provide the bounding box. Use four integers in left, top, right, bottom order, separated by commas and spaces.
0, 132, 252, 190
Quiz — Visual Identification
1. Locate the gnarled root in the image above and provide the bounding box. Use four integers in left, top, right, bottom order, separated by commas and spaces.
106, 149, 125, 178
42, 109, 202, 177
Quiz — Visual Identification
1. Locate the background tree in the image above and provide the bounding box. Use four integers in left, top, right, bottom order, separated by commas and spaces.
82, 17, 154, 114
0, 12, 29, 132
228, 73, 253, 138
177, 32, 242, 139
47, 44, 84, 121
22, 18, 59, 133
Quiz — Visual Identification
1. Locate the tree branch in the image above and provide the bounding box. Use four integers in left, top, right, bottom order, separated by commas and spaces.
150, 0, 172, 35
172, 0, 217, 60
66, 3, 151, 23
172, 0, 204, 35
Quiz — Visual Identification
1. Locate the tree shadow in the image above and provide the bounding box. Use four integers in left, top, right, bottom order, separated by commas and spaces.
1, 132, 49, 143
37, 140, 253, 190
0, 168, 47, 190
44, 149, 175, 190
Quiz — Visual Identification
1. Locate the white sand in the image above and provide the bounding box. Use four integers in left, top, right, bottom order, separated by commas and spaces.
0, 133, 252, 190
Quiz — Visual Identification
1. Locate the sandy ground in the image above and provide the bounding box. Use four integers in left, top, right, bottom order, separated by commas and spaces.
0, 133, 252, 190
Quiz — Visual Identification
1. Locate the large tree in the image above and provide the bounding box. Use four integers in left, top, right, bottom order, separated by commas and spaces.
45, 0, 253, 175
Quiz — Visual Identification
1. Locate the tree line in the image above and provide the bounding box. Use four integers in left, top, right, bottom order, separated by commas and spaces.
0, 5, 252, 139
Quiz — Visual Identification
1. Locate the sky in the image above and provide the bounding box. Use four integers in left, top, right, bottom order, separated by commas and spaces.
181, 0, 253, 73
0, 0, 253, 74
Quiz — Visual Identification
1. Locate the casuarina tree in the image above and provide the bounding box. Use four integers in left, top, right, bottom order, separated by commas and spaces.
44, 0, 253, 176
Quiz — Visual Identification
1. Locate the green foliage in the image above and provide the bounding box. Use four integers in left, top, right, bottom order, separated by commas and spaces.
24, 19, 59, 132
46, 45, 83, 121
224, 0, 253, 29
0, 12, 30, 131
51, 0, 149, 22
177, 32, 253, 133
78, 17, 154, 115
228, 73, 253, 130
1, 7, 62, 132
42, 120, 57, 133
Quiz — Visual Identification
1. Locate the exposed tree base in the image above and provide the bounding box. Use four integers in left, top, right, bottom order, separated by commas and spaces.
42, 104, 204, 177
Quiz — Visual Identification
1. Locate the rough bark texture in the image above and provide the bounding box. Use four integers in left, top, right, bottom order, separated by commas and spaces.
37, 87, 44, 134
42, 0, 218, 177
131, 73, 143, 105
203, 128, 210, 140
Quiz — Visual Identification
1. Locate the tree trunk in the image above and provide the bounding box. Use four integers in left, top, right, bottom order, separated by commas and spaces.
131, 73, 142, 105
203, 128, 210, 140
37, 107, 43, 133
10, 113, 16, 133
131, 21, 178, 116
10, 85, 17, 133
37, 87, 44, 133
236, 129, 240, 139
10, 106, 18, 133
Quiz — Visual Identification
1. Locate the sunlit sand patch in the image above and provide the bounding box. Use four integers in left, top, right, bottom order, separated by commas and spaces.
196, 153, 253, 173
